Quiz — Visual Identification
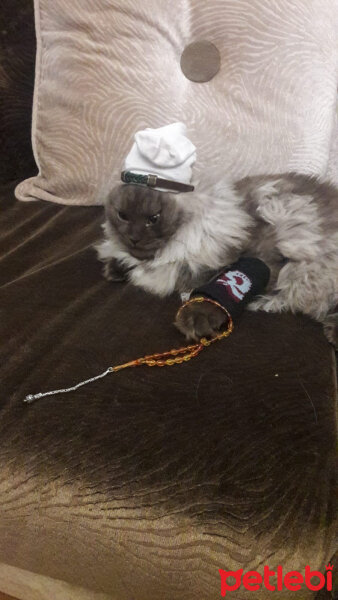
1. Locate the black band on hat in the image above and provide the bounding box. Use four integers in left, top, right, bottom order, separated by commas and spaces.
121, 170, 195, 193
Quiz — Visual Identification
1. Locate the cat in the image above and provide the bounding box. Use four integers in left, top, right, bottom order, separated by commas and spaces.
95, 174, 338, 346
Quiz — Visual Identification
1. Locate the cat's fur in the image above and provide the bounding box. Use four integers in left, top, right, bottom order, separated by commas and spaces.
95, 174, 338, 344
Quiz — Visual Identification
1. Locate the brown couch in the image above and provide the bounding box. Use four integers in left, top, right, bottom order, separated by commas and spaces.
0, 1, 336, 599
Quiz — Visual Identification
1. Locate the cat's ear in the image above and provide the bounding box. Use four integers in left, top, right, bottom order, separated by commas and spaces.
105, 185, 123, 223
106, 185, 122, 207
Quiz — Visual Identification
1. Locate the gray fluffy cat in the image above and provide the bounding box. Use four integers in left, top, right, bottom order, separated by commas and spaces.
95, 174, 338, 345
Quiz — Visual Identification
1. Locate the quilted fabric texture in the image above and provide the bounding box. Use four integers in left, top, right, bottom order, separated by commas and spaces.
16, 0, 338, 205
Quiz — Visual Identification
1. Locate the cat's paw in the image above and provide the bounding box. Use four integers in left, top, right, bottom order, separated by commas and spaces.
175, 299, 228, 341
248, 294, 288, 313
103, 259, 129, 282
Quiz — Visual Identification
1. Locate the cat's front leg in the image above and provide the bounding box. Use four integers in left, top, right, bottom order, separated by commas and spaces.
103, 258, 129, 282
175, 301, 227, 341
248, 294, 289, 313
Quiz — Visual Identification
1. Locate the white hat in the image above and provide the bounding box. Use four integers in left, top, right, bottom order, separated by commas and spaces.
123, 122, 196, 191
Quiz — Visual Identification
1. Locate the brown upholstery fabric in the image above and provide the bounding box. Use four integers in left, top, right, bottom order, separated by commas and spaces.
0, 593, 19, 600
0, 1, 336, 597
0, 181, 336, 598
0, 0, 36, 183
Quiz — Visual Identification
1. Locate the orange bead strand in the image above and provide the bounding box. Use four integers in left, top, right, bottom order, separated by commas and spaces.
110, 297, 233, 373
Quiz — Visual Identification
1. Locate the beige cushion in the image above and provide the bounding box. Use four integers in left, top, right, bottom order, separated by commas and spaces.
16, 0, 338, 206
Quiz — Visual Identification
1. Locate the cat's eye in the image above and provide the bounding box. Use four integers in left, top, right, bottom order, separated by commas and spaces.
118, 211, 128, 221
147, 213, 160, 226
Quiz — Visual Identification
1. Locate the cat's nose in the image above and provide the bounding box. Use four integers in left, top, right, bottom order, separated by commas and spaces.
129, 235, 141, 245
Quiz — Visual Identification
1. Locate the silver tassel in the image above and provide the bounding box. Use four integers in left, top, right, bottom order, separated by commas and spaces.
24, 367, 113, 404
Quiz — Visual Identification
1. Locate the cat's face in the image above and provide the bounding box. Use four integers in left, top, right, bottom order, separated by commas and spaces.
106, 185, 184, 260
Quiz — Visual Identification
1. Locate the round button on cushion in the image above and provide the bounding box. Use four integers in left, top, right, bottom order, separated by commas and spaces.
180, 41, 221, 83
